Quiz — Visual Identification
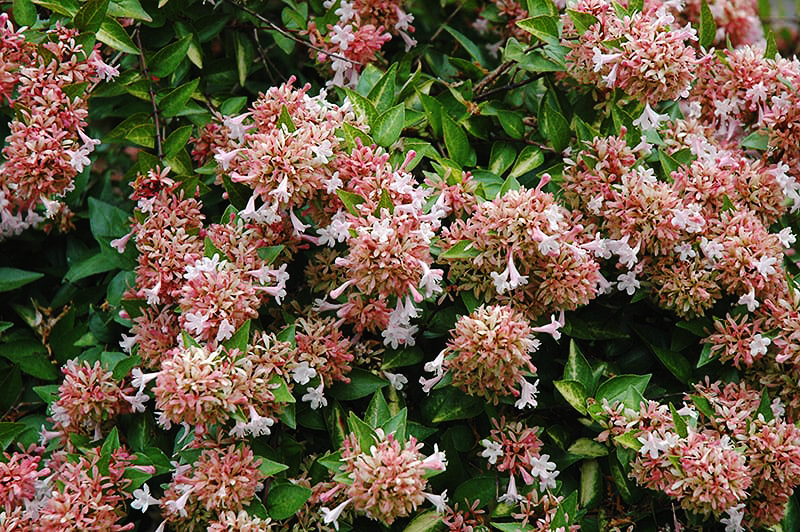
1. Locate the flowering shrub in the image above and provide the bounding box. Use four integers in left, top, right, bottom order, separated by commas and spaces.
1, 0, 800, 530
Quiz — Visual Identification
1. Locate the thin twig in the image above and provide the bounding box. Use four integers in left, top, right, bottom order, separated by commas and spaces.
223, 0, 360, 66
474, 60, 514, 95
135, 29, 163, 159
252, 27, 277, 85
474, 72, 545, 102
430, 3, 464, 42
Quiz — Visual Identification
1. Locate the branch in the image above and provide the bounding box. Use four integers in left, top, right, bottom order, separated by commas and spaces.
135, 29, 163, 159
223, 0, 361, 66
474, 72, 545, 102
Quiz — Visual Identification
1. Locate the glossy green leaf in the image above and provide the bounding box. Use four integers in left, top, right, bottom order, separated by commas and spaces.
222, 320, 250, 353
365, 390, 391, 428
567, 9, 599, 34
497, 110, 524, 139
439, 239, 480, 260
163, 126, 193, 158
489, 142, 517, 176
539, 93, 571, 152
699, 0, 716, 49
97, 17, 140, 55
0, 423, 27, 451
149, 35, 192, 79
442, 115, 470, 166
266, 483, 312, 520
508, 145, 544, 179
159, 79, 199, 118
367, 63, 397, 113
741, 131, 769, 150
259, 457, 289, 476
596, 374, 650, 410
443, 25, 485, 64
74, 0, 109, 33
372, 104, 405, 147
336, 189, 366, 216
0, 268, 43, 292
329, 369, 388, 400
554, 380, 588, 415
580, 459, 603, 509
0, 339, 58, 380
105, 112, 154, 148
669, 402, 688, 438
516, 16, 560, 44
12, 0, 37, 26
108, 0, 152, 21
423, 387, 484, 423
32, 0, 78, 16
257, 245, 285, 265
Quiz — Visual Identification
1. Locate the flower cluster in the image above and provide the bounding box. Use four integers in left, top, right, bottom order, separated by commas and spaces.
307, 0, 415, 87
321, 428, 447, 527
0, 15, 116, 239
598, 380, 800, 528
421, 304, 545, 407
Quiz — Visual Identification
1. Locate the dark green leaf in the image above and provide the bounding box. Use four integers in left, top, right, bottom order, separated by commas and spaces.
756, 388, 774, 422
442, 115, 470, 166
596, 374, 650, 410
163, 126, 194, 158
336, 189, 366, 216
105, 113, 154, 148
34, 385, 60, 404
32, 0, 78, 16
0, 339, 58, 380
423, 386, 484, 423
439, 240, 480, 260
220, 96, 248, 115
258, 457, 289, 476
12, 0, 37, 26
266, 483, 312, 520
380, 408, 408, 442
74, 0, 109, 33
567, 9, 599, 34
764, 30, 777, 59
497, 110, 524, 139
97, 17, 139, 55
329, 369, 387, 401
222, 175, 252, 210
222, 320, 250, 353
443, 25, 486, 64
516, 16, 560, 44
365, 390, 391, 428
372, 104, 405, 147
159, 79, 199, 118
0, 423, 27, 451
554, 380, 588, 415
741, 131, 770, 151
539, 93, 571, 152
367, 63, 398, 113
382, 346, 423, 370
452, 475, 497, 508
257, 245, 285, 265
0, 268, 43, 292
508, 145, 544, 179
149, 35, 192, 79
699, 0, 716, 49
108, 0, 152, 21
669, 402, 688, 438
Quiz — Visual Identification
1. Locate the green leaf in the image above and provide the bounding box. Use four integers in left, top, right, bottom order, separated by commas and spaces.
266, 483, 312, 520
756, 388, 774, 422
508, 145, 544, 179
580, 459, 603, 509
380, 408, 407, 441
163, 126, 193, 158
234, 32, 252, 87
452, 475, 497, 508
669, 402, 688, 438
343, 88, 377, 125
372, 104, 405, 147
97, 17, 139, 55
439, 239, 480, 260
613, 432, 643, 452
443, 25, 486, 64
0, 339, 58, 380
539, 92, 571, 152
204, 236, 225, 259
497, 110, 524, 139
442, 115, 470, 166
516, 16, 560, 44
568, 438, 608, 457
699, 0, 716, 49
596, 374, 650, 410
276, 105, 297, 133
489, 142, 517, 176
33, 384, 60, 404
222, 320, 250, 353
12, 0, 37, 26
105, 112, 154, 148
554, 380, 588, 415
336, 189, 366, 216
423, 387, 484, 423
159, 79, 199, 118
268, 375, 295, 403
257, 245, 285, 265
403, 510, 445, 532
149, 35, 192, 79
221, 175, 251, 210
108, 0, 152, 21
551, 490, 578, 529
0, 268, 43, 292
367, 63, 398, 113
276, 323, 296, 347
258, 457, 289, 476
526, 0, 559, 17
220, 96, 248, 115
89, 197, 129, 248
741, 131, 770, 151
101, 426, 121, 456
567, 9, 599, 34
74, 0, 109, 33
32, 0, 78, 16
366, 390, 392, 428
347, 411, 378, 451
329, 368, 387, 401
0, 423, 27, 451
764, 29, 777, 59
382, 347, 423, 370
631, 323, 691, 384
564, 340, 594, 390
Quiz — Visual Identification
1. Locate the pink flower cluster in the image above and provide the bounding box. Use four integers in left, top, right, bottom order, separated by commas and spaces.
307, 0, 415, 87
320, 428, 447, 527
0, 14, 116, 238
598, 380, 800, 528
564, 0, 701, 103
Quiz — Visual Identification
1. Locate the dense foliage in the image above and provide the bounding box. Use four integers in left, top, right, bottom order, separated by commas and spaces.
1, 0, 800, 530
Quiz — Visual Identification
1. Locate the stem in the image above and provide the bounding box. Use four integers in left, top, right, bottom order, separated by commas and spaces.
474, 72, 545, 102
224, 0, 360, 66
135, 29, 163, 160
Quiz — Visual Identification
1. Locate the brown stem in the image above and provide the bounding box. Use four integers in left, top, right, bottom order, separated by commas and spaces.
135, 29, 163, 160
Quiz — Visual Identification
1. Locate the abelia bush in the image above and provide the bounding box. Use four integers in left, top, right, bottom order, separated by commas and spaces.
2, 0, 800, 530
